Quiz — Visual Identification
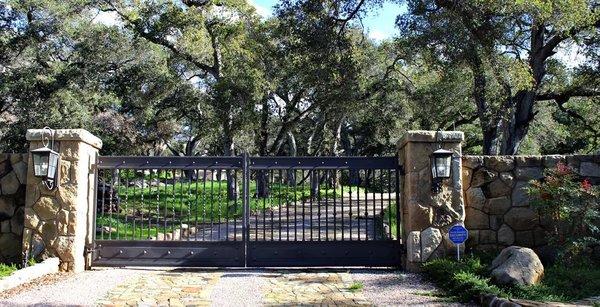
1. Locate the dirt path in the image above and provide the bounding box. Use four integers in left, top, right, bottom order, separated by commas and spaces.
0, 268, 463, 306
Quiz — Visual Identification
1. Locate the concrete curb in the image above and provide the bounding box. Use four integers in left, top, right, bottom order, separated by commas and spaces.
0, 258, 59, 292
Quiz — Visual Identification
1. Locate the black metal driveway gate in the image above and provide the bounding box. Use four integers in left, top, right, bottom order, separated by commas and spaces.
91, 155, 402, 267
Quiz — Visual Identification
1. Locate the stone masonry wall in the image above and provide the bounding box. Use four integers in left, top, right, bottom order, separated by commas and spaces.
0, 153, 28, 264
462, 155, 600, 252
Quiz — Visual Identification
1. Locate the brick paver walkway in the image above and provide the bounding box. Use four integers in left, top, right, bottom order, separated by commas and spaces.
97, 272, 221, 307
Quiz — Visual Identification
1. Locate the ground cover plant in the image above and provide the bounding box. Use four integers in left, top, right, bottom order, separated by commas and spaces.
423, 254, 600, 303
0, 263, 17, 279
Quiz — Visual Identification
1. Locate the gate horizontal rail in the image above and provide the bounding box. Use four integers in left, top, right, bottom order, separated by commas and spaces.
92, 155, 402, 267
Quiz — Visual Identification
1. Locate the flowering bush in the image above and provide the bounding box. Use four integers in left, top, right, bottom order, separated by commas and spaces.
527, 162, 600, 261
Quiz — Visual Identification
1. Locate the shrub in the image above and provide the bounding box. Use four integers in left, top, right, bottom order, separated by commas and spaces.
527, 162, 600, 262
422, 258, 505, 302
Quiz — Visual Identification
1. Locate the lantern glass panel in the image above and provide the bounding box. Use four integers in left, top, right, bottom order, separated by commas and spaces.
47, 151, 59, 179
435, 155, 452, 178
33, 152, 49, 177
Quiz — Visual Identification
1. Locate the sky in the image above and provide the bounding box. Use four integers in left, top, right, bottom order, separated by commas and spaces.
248, 0, 406, 41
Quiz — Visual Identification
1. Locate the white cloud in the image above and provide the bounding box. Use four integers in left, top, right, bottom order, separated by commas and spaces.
368, 30, 388, 41
247, 0, 271, 18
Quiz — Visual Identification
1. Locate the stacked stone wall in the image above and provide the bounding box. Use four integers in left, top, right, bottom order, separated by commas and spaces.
0, 153, 28, 264
462, 155, 600, 252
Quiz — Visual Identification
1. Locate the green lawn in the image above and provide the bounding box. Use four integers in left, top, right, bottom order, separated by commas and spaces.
422, 255, 600, 303
0, 263, 17, 279
96, 180, 367, 240
382, 203, 400, 240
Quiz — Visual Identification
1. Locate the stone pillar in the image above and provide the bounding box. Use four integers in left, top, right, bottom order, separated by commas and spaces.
398, 131, 465, 271
22, 129, 101, 272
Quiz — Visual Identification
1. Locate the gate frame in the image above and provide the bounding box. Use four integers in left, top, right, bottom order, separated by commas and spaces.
91, 155, 403, 268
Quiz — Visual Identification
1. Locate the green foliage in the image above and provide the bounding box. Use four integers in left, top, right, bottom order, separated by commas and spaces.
422, 257, 503, 302
348, 282, 364, 293
423, 254, 600, 303
0, 263, 17, 279
527, 162, 600, 261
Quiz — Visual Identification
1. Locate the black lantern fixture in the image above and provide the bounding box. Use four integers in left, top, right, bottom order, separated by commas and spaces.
31, 127, 59, 190
430, 132, 454, 193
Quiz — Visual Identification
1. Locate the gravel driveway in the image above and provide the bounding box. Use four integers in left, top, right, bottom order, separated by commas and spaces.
0, 268, 463, 306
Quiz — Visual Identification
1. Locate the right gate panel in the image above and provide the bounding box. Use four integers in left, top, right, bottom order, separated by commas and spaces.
246, 157, 402, 267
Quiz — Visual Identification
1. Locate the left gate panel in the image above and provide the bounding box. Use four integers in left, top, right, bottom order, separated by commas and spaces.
92, 156, 245, 267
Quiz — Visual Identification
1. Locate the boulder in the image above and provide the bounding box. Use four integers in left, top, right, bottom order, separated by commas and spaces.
490, 246, 544, 286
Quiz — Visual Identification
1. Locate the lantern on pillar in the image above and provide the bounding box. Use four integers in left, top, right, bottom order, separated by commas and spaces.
430, 147, 453, 193
31, 127, 59, 190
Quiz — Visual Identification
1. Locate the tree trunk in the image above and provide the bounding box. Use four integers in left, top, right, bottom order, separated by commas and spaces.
223, 128, 238, 201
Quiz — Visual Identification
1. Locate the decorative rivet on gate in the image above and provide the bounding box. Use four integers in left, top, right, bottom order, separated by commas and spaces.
146, 161, 149, 164
169, 161, 172, 164
98, 256, 102, 259
143, 250, 147, 254
119, 250, 123, 254
167, 250, 171, 255
190, 251, 194, 255
345, 161, 348, 164
275, 161, 278, 164
321, 161, 324, 164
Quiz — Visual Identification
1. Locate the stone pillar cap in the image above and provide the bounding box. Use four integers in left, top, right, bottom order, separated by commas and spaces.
398, 130, 464, 148
26, 129, 102, 149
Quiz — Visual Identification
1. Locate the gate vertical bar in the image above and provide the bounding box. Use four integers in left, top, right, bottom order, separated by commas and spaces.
242, 152, 250, 267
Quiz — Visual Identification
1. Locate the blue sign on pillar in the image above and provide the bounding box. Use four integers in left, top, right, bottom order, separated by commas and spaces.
449, 225, 468, 244
448, 225, 468, 261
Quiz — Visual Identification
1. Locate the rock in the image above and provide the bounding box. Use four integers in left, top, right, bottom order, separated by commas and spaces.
515, 167, 543, 180
479, 230, 496, 244
0, 171, 20, 195
0, 198, 16, 221
24, 208, 40, 230
580, 162, 600, 177
33, 196, 60, 220
462, 156, 483, 170
12, 161, 27, 184
498, 224, 515, 245
490, 246, 544, 286
465, 188, 485, 210
0, 233, 21, 259
543, 155, 565, 168
465, 207, 488, 229
515, 156, 543, 167
484, 179, 512, 198
515, 230, 535, 246
471, 169, 497, 188
421, 227, 442, 261
504, 207, 537, 231
96, 226, 117, 233
52, 236, 75, 262
484, 156, 515, 172
1, 220, 9, 233
406, 231, 421, 262
10, 208, 23, 236
499, 172, 515, 187
511, 181, 530, 207
486, 197, 511, 215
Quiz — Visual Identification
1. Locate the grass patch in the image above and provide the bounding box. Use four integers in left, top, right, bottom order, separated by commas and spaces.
348, 282, 364, 293
97, 180, 367, 240
0, 263, 17, 279
382, 202, 400, 239
422, 255, 600, 303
